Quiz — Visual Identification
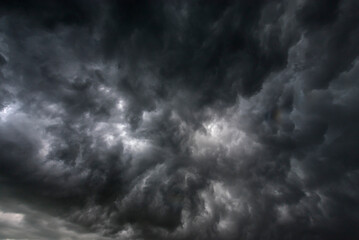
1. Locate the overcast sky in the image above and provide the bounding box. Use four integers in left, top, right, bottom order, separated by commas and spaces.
0, 0, 359, 239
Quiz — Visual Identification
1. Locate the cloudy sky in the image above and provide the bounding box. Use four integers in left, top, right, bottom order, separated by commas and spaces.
0, 0, 359, 239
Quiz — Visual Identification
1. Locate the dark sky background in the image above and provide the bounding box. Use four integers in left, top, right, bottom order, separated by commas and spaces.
1, 0, 359, 239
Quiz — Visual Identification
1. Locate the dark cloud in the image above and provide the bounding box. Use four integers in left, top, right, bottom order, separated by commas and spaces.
0, 0, 359, 239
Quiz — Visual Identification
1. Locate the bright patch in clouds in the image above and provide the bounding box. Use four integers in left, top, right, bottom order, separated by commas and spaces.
0, 210, 24, 226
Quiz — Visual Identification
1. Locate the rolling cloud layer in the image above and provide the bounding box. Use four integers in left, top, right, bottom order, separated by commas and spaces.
1, 0, 359, 239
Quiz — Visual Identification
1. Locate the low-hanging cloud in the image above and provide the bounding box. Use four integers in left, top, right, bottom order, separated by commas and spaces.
0, 0, 359, 239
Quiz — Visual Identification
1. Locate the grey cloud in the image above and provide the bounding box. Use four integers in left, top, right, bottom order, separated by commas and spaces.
0, 0, 359, 239
0, 197, 110, 240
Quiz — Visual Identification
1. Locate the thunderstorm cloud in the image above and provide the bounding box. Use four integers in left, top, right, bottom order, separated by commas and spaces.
0, 0, 359, 239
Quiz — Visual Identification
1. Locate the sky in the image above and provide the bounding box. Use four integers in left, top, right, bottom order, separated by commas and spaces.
0, 0, 359, 239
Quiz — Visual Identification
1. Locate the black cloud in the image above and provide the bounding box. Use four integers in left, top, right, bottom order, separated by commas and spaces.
0, 0, 359, 239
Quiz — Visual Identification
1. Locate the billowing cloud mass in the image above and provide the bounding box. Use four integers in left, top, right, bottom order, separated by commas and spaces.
0, 0, 359, 239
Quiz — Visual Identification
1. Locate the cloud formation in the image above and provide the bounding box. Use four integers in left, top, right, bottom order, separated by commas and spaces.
0, 0, 359, 239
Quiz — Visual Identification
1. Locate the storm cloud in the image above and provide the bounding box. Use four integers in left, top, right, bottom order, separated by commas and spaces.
1, 0, 359, 239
